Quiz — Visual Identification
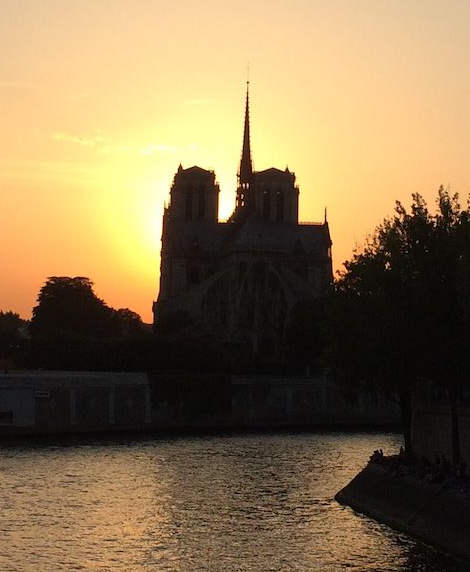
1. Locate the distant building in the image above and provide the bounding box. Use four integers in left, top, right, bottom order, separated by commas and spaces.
153, 84, 333, 355
0, 371, 151, 434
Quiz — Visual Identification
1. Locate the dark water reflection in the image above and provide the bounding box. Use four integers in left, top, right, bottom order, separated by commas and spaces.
0, 432, 466, 571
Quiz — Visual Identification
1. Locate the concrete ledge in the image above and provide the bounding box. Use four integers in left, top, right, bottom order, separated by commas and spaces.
335, 462, 470, 561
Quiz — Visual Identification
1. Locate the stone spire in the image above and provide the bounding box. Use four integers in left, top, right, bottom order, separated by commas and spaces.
239, 81, 253, 187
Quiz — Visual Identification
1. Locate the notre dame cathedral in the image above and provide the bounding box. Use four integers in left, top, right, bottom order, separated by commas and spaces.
153, 85, 333, 355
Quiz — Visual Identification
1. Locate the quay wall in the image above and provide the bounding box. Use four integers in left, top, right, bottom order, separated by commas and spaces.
412, 401, 470, 463
336, 462, 470, 561
149, 373, 400, 428
0, 371, 400, 435
229, 375, 398, 427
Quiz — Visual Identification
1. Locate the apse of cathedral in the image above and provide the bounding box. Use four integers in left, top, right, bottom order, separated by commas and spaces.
153, 85, 333, 355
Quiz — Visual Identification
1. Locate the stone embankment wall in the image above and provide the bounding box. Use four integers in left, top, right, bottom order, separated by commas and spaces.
336, 462, 470, 561
229, 376, 399, 427
149, 374, 400, 428
0, 371, 400, 435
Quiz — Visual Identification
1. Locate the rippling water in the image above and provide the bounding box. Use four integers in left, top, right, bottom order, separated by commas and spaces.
0, 431, 466, 572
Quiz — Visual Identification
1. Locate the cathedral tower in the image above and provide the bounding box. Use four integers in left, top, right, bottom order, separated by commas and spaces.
233, 82, 299, 224
153, 85, 333, 355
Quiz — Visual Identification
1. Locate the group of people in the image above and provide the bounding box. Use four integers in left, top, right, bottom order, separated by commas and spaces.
369, 447, 469, 495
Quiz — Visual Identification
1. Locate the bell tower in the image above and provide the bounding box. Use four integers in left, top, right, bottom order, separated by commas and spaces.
168, 165, 219, 222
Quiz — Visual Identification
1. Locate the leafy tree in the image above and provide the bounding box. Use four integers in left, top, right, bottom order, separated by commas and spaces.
420, 188, 470, 464
26, 277, 145, 371
30, 277, 113, 337
110, 308, 145, 338
325, 189, 470, 461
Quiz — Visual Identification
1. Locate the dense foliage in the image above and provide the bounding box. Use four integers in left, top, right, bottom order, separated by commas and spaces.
30, 277, 142, 338
325, 187, 470, 462
24, 276, 145, 370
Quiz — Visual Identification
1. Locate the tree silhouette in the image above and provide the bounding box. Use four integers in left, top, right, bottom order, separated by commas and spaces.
325, 188, 470, 462
27, 277, 144, 370
30, 277, 113, 337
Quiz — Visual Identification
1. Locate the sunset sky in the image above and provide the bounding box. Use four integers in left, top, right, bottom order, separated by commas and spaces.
2, 0, 470, 322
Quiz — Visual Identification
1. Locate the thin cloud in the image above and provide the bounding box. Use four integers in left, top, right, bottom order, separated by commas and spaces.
52, 131, 108, 147
52, 131, 196, 157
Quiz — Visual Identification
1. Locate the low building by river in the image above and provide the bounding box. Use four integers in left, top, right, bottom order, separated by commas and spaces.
0, 371, 151, 434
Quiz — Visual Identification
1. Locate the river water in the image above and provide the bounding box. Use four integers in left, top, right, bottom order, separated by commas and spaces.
0, 431, 466, 572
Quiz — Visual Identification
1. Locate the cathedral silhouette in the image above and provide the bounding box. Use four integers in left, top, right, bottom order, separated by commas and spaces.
153, 84, 332, 355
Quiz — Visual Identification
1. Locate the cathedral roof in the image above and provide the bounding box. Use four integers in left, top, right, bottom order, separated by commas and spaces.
256, 167, 289, 175
163, 215, 330, 258
255, 167, 295, 182
226, 216, 330, 254
176, 165, 215, 179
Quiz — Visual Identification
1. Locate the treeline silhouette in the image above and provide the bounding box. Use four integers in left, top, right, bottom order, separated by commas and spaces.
6, 276, 232, 373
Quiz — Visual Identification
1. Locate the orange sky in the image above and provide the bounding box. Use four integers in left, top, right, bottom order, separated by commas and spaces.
2, 0, 470, 323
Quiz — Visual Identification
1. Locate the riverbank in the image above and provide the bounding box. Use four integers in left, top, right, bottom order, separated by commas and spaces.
0, 371, 400, 435
335, 460, 470, 561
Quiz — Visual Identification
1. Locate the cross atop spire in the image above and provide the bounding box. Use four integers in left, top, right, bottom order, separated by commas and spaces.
239, 81, 253, 187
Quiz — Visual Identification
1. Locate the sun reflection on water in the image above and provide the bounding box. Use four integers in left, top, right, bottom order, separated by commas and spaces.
0, 433, 465, 572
